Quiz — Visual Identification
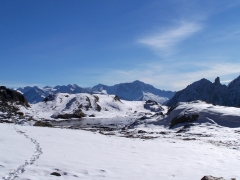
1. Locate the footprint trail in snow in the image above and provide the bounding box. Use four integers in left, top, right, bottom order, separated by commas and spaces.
2, 126, 43, 180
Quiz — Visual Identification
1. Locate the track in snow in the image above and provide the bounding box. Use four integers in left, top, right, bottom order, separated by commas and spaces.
2, 126, 43, 180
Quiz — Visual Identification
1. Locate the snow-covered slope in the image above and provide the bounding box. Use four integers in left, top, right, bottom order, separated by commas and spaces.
25, 93, 166, 125
1, 122, 240, 180
138, 100, 240, 129
142, 92, 169, 104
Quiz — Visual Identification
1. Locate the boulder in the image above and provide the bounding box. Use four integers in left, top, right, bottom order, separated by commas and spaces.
170, 114, 199, 128
51, 172, 61, 176
201, 175, 225, 180
33, 121, 53, 127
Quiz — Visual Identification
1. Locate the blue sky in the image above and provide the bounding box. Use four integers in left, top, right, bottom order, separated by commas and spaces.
1, 0, 240, 91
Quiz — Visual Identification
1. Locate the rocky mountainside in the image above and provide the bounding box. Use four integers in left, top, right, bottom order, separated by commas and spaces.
167, 76, 240, 107
1, 86, 29, 107
0, 86, 30, 122
18, 81, 175, 104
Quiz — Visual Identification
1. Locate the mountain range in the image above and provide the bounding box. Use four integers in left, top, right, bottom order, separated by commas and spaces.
15, 75, 240, 108
17, 80, 175, 104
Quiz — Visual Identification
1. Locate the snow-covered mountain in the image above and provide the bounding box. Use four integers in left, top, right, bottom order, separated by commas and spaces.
25, 93, 167, 123
17, 85, 92, 104
18, 86, 53, 104
167, 76, 240, 107
92, 80, 175, 104
18, 81, 175, 104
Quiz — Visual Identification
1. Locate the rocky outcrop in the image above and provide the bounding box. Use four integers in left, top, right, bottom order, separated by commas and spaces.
170, 114, 199, 128
33, 121, 53, 127
144, 100, 164, 112
0, 86, 30, 122
201, 175, 225, 180
55, 109, 85, 119
0, 86, 29, 107
51, 172, 61, 176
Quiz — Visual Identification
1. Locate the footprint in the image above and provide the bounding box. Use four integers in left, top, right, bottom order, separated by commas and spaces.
2, 126, 43, 180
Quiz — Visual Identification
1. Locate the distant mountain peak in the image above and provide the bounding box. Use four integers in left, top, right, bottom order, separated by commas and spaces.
167, 75, 240, 107
132, 80, 144, 83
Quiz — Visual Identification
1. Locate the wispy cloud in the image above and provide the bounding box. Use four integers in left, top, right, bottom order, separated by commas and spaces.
138, 21, 203, 55
98, 62, 240, 91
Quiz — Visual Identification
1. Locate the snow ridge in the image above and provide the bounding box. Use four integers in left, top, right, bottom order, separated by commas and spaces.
2, 126, 42, 180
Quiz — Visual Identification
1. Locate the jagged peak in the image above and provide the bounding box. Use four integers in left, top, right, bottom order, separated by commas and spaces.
214, 77, 221, 85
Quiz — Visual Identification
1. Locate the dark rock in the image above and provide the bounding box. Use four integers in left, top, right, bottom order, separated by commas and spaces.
139, 116, 149, 120
85, 96, 92, 109
51, 172, 61, 176
43, 94, 56, 102
17, 112, 24, 116
201, 175, 225, 180
96, 103, 101, 112
55, 109, 85, 119
74, 109, 85, 118
144, 100, 164, 112
33, 121, 53, 127
89, 114, 95, 117
138, 130, 147, 133
0, 86, 29, 107
183, 138, 196, 141
166, 106, 177, 115
113, 95, 121, 102
176, 124, 195, 133
170, 114, 199, 128
93, 95, 99, 102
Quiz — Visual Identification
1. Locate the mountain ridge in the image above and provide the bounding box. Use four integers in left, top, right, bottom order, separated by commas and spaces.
17, 80, 175, 104
167, 76, 240, 107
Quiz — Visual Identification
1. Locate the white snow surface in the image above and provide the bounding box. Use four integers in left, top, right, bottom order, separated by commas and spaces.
142, 91, 169, 104
2, 98, 240, 179
0, 123, 240, 180
167, 101, 240, 128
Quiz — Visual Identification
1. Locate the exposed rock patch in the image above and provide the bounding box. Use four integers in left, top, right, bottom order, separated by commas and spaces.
33, 121, 53, 127
51, 172, 61, 176
0, 86, 29, 107
201, 175, 225, 180
144, 100, 164, 112
170, 114, 199, 128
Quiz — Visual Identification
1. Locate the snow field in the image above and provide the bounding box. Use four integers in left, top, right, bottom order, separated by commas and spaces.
0, 124, 37, 179
2, 124, 238, 180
